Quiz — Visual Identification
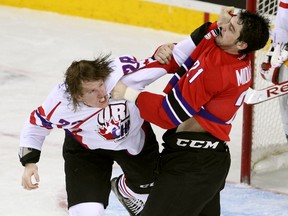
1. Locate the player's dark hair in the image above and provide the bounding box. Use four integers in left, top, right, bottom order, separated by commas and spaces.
64, 53, 113, 110
237, 10, 270, 54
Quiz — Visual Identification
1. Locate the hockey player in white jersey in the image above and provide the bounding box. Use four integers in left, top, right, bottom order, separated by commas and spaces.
260, 0, 288, 140
19, 53, 173, 216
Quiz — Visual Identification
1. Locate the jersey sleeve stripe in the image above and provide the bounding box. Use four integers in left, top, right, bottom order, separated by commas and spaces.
162, 96, 182, 125
197, 108, 229, 125
46, 101, 61, 120
166, 73, 181, 90
35, 109, 53, 129
163, 85, 197, 125
182, 57, 194, 70
29, 110, 37, 125
164, 84, 230, 126
172, 86, 195, 117
163, 63, 190, 94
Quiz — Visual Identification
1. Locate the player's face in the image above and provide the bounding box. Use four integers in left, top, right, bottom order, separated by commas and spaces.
78, 80, 109, 108
215, 15, 246, 54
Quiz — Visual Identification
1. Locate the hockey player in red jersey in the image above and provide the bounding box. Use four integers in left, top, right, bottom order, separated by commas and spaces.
112, 9, 270, 216
260, 0, 288, 140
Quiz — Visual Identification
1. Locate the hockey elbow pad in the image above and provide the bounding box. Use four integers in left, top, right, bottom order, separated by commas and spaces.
190, 22, 212, 46
19, 147, 41, 166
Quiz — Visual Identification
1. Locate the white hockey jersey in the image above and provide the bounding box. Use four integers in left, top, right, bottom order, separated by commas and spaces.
19, 54, 170, 155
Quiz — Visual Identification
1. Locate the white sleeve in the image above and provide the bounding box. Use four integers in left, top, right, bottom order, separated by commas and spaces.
120, 61, 168, 90
120, 38, 197, 89
108, 38, 196, 92
172, 37, 196, 66
19, 118, 51, 150
107, 55, 170, 91
19, 84, 65, 150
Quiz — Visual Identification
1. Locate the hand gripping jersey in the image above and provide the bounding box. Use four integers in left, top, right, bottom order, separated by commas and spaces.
20, 55, 171, 155
136, 28, 253, 141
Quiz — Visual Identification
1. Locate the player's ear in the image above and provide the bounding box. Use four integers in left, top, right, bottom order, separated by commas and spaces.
236, 41, 248, 51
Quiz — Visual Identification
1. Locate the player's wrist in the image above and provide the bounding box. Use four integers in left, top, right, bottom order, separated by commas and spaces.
19, 147, 41, 166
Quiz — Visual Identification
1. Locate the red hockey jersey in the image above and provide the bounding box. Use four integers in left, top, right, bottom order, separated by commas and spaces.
137, 29, 252, 141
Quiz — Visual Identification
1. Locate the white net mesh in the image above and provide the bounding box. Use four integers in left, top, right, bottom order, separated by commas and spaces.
251, 0, 288, 174
257, 0, 279, 15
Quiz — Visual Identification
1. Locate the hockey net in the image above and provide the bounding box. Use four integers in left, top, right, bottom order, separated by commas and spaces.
241, 0, 288, 183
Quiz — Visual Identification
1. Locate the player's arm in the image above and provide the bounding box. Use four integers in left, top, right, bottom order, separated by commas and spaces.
112, 74, 216, 129
128, 6, 234, 91
154, 22, 214, 67
112, 54, 218, 129
19, 114, 53, 190
149, 7, 232, 92
115, 7, 234, 93
154, 6, 234, 65
112, 80, 180, 129
19, 120, 48, 190
19, 87, 62, 190
146, 23, 219, 95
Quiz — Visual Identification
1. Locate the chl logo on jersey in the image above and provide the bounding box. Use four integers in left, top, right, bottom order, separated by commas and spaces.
176, 138, 219, 149
97, 102, 130, 142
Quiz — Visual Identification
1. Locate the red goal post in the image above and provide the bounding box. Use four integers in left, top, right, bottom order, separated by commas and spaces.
241, 0, 288, 184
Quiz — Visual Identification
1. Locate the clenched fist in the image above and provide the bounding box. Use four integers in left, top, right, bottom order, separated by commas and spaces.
111, 81, 128, 100
154, 43, 174, 64
217, 6, 235, 27
111, 81, 140, 103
